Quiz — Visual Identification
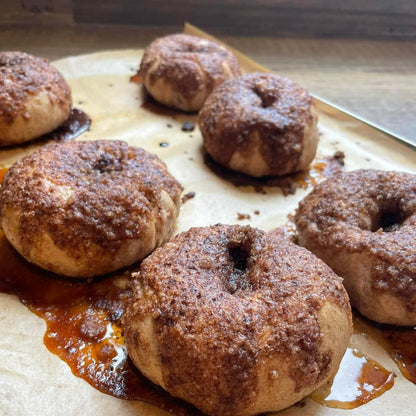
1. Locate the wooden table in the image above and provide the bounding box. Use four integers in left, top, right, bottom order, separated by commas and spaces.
2, 23, 416, 144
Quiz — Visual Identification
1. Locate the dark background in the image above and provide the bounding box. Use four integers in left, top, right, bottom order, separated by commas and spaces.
5, 0, 416, 38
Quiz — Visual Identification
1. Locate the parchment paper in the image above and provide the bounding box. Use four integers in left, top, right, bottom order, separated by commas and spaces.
0, 27, 416, 416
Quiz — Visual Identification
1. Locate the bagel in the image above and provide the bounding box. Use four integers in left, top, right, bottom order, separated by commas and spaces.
0, 140, 182, 278
199, 72, 319, 177
123, 224, 352, 416
139, 34, 241, 112
0, 51, 72, 146
295, 169, 416, 326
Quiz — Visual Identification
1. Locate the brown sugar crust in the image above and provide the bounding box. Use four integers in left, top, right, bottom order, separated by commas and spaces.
0, 140, 182, 278
123, 225, 352, 416
295, 169, 416, 326
140, 34, 241, 112
199, 72, 319, 178
0, 51, 72, 146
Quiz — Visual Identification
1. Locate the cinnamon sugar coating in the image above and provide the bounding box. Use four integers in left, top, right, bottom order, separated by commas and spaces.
0, 51, 72, 146
140, 34, 240, 112
295, 169, 416, 325
199, 72, 319, 177
123, 225, 351, 416
0, 140, 182, 278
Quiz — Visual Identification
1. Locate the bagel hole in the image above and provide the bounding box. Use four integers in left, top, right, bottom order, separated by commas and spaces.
253, 86, 277, 108
373, 204, 405, 232
227, 244, 252, 294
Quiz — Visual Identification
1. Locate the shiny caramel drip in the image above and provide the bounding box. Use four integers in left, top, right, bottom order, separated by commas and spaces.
41, 107, 91, 142
310, 346, 395, 409
382, 330, 416, 382
0, 167, 7, 182
0, 231, 199, 416
354, 315, 416, 384
130, 73, 143, 84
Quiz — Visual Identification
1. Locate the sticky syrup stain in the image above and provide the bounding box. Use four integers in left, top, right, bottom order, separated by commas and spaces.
354, 315, 416, 385
0, 167, 8, 182
130, 74, 142, 84
0, 108, 90, 150
0, 231, 199, 416
382, 329, 416, 383
203, 151, 345, 195
310, 346, 395, 409
39, 107, 91, 142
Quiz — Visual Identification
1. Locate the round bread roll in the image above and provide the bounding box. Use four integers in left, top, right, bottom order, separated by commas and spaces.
139, 34, 241, 112
123, 225, 352, 416
0, 51, 72, 146
199, 72, 319, 177
295, 169, 416, 326
0, 140, 182, 278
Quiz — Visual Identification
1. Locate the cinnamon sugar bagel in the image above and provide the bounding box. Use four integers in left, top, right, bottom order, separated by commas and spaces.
295, 169, 416, 326
199, 72, 319, 177
123, 225, 352, 416
139, 34, 241, 112
0, 140, 182, 278
0, 51, 72, 146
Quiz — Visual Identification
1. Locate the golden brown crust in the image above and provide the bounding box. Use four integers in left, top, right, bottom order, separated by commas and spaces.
0, 51, 72, 146
199, 72, 319, 177
140, 34, 241, 111
295, 169, 416, 325
0, 140, 183, 277
123, 225, 352, 416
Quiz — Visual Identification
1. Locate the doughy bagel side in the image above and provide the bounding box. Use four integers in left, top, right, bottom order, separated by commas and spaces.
199, 72, 319, 177
0, 140, 182, 278
295, 169, 416, 326
0, 51, 72, 146
123, 225, 352, 416
140, 34, 241, 112
297, 102, 319, 171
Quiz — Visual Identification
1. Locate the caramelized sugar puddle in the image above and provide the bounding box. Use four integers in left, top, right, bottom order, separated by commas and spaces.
140, 93, 183, 117
354, 315, 416, 384
310, 346, 395, 409
38, 107, 91, 143
130, 73, 143, 84
0, 167, 7, 182
0, 108, 90, 150
0, 232, 200, 416
203, 151, 345, 195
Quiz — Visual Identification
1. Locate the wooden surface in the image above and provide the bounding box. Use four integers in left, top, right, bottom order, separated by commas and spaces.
5, 0, 416, 38
72, 0, 416, 38
1, 23, 415, 143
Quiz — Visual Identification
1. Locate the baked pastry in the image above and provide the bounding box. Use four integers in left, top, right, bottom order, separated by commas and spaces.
0, 140, 182, 278
0, 51, 72, 146
123, 224, 352, 416
199, 72, 319, 177
295, 169, 416, 326
139, 34, 241, 112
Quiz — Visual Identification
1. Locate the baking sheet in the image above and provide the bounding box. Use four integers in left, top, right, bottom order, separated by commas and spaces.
1, 26, 416, 416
